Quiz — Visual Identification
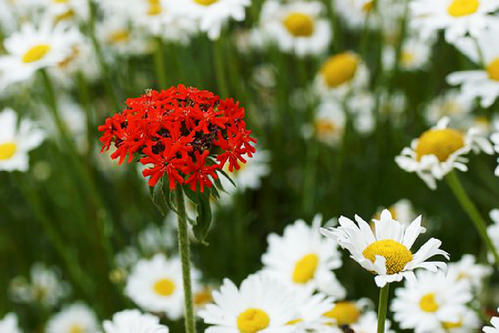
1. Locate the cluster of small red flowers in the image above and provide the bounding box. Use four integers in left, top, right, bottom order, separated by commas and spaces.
98, 85, 256, 191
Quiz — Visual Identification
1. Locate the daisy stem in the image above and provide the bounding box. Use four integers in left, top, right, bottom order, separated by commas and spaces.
445, 170, 499, 265
377, 283, 390, 333
175, 186, 197, 333
213, 37, 229, 98
154, 37, 168, 89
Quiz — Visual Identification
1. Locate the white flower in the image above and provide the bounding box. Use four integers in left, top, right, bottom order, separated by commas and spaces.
198, 273, 299, 333
0, 108, 45, 172
137, 221, 176, 256
409, 0, 499, 41
222, 149, 271, 192
484, 308, 499, 333
0, 21, 77, 87
12, 0, 89, 23
258, 0, 332, 57
96, 16, 149, 56
447, 26, 499, 108
0, 313, 22, 333
382, 36, 432, 71
262, 215, 344, 298
320, 299, 370, 328
350, 311, 394, 333
103, 309, 169, 333
374, 199, 416, 227
346, 91, 376, 135
309, 100, 346, 146
172, 0, 250, 40
391, 270, 474, 333
46, 303, 99, 333
334, 0, 376, 29
125, 253, 199, 319
425, 90, 473, 125
395, 117, 493, 190
447, 254, 492, 289
321, 209, 449, 287
288, 292, 335, 331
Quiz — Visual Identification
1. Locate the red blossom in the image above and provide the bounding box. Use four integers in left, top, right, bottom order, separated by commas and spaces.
98, 85, 256, 191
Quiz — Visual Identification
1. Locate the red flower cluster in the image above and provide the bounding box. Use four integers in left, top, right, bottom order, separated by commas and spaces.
98, 85, 256, 191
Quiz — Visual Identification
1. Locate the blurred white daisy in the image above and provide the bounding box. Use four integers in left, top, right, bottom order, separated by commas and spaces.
315, 52, 369, 100
410, 0, 499, 41
46, 303, 99, 333
258, 0, 331, 57
96, 17, 149, 56
222, 149, 271, 192
383, 36, 432, 71
321, 209, 449, 287
103, 309, 169, 333
308, 100, 346, 146
0, 313, 21, 333
0, 21, 77, 87
288, 292, 335, 331
425, 90, 473, 125
351, 311, 394, 333
374, 199, 417, 227
12, 0, 89, 23
391, 270, 474, 333
334, 0, 376, 29
198, 273, 299, 333
395, 117, 493, 190
321, 299, 370, 327
137, 221, 176, 256
262, 215, 344, 298
0, 108, 45, 172
447, 254, 492, 289
484, 309, 499, 333
125, 253, 199, 319
346, 90, 376, 135
447, 26, 499, 108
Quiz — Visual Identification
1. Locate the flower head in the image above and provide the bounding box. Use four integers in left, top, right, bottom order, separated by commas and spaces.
103, 310, 169, 333
483, 308, 499, 333
98, 85, 256, 191
46, 303, 99, 333
0, 313, 21, 333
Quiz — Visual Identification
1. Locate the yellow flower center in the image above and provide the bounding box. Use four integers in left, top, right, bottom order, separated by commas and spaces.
283, 12, 315, 37
147, 0, 162, 15
54, 9, 75, 22
362, 239, 412, 274
362, 1, 374, 12
69, 324, 84, 333
194, 288, 213, 306
486, 57, 499, 81
419, 293, 439, 312
442, 320, 463, 329
194, 0, 219, 5
320, 53, 359, 88
53, 0, 68, 3
315, 119, 337, 137
415, 128, 465, 162
108, 30, 131, 44
22, 44, 51, 63
401, 51, 415, 67
0, 142, 17, 161
153, 278, 175, 296
447, 0, 479, 16
323, 302, 361, 325
292, 253, 319, 284
237, 308, 270, 333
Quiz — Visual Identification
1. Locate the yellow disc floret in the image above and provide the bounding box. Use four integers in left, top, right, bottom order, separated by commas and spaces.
22, 44, 51, 63
108, 30, 131, 44
447, 0, 480, 17
320, 53, 359, 88
442, 320, 463, 329
69, 324, 84, 333
0, 142, 17, 161
323, 302, 361, 325
362, 240, 412, 274
194, 288, 213, 306
292, 253, 319, 283
194, 0, 219, 5
147, 0, 162, 15
237, 308, 270, 333
153, 278, 175, 296
283, 12, 315, 37
486, 57, 499, 81
419, 293, 439, 312
415, 128, 465, 162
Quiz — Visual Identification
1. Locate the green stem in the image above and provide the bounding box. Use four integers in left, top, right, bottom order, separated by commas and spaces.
175, 187, 197, 333
212, 37, 229, 98
377, 284, 390, 333
445, 171, 499, 264
154, 37, 167, 89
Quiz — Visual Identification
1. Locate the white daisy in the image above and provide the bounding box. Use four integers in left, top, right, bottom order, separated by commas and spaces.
350, 311, 395, 333
12, 0, 89, 23
46, 303, 99, 333
321, 209, 449, 287
391, 270, 474, 333
315, 52, 369, 100
96, 16, 149, 56
346, 90, 376, 135
125, 253, 199, 319
289, 292, 335, 331
262, 215, 344, 298
172, 0, 250, 40
425, 90, 473, 125
447, 254, 492, 289
484, 309, 499, 333
308, 100, 346, 146
320, 299, 371, 328
409, 0, 499, 41
0, 21, 77, 87
395, 117, 493, 190
0, 313, 22, 333
222, 149, 271, 192
137, 221, 176, 256
334, 0, 376, 30
374, 199, 417, 227
103, 309, 169, 333
258, 0, 332, 57
198, 273, 299, 333
447, 26, 499, 108
0, 108, 45, 172
382, 36, 432, 71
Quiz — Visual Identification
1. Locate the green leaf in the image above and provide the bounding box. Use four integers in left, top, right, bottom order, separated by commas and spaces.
191, 189, 212, 245
150, 178, 169, 215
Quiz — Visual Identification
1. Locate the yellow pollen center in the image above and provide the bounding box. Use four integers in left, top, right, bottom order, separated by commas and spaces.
442, 320, 463, 329
237, 308, 270, 333
321, 53, 359, 88
153, 278, 175, 296
53, 0, 68, 3
147, 0, 162, 15
283, 12, 315, 37
0, 142, 17, 160
108, 30, 131, 44
292, 253, 319, 283
194, 288, 213, 306
315, 119, 337, 137
415, 128, 465, 162
486, 58, 499, 81
69, 324, 84, 333
419, 293, 439, 312
447, 0, 479, 16
362, 240, 412, 274
401, 51, 415, 66
22, 44, 51, 63
362, 1, 374, 12
194, 0, 219, 5
323, 302, 361, 325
